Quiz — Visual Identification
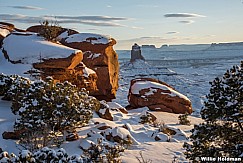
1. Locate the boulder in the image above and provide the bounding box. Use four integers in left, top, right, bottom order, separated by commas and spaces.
97, 101, 127, 121
2, 129, 26, 140
101, 127, 137, 145
98, 107, 114, 121
128, 78, 193, 114
60, 33, 119, 101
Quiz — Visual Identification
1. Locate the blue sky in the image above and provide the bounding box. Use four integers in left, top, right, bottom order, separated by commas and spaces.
1, 0, 243, 49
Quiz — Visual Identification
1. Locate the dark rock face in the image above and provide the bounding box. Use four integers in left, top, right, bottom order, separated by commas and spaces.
128, 78, 193, 114
130, 43, 145, 62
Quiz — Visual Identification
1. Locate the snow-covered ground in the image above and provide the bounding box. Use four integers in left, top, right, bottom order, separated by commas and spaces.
0, 97, 202, 162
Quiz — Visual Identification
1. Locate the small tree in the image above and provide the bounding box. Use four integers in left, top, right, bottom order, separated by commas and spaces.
0, 74, 30, 101
0, 147, 88, 163
140, 112, 154, 124
83, 138, 125, 163
184, 61, 243, 161
178, 112, 191, 125
9, 76, 99, 151
39, 20, 62, 42
0, 73, 12, 96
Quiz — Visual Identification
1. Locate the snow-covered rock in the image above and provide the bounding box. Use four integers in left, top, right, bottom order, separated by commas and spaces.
0, 32, 98, 92
101, 126, 139, 145
2, 32, 81, 64
97, 101, 128, 121
128, 78, 192, 114
64, 33, 112, 45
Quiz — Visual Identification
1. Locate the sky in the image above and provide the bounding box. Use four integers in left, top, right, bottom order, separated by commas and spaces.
1, 0, 243, 49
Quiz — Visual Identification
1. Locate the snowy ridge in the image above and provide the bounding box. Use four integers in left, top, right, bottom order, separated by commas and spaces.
65, 33, 111, 44
2, 32, 81, 64
131, 80, 190, 101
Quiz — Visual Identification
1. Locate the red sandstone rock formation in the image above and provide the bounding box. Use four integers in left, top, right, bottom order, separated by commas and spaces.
2, 31, 98, 93
60, 33, 119, 101
2, 23, 119, 100
33, 60, 98, 93
128, 78, 193, 114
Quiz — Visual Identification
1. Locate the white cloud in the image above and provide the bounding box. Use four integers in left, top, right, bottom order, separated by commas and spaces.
8, 5, 43, 10
164, 13, 206, 18
179, 20, 195, 24
131, 26, 144, 29
0, 14, 129, 27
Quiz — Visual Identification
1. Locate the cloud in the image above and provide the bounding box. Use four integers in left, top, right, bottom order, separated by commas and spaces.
50, 15, 128, 21
107, 5, 112, 8
86, 28, 102, 31
0, 14, 129, 27
131, 26, 144, 29
164, 13, 206, 18
179, 20, 195, 24
166, 31, 179, 35
8, 5, 43, 10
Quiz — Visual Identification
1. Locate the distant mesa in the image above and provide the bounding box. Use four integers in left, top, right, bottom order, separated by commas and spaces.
130, 43, 145, 62
141, 45, 156, 49
161, 44, 169, 48
208, 42, 243, 50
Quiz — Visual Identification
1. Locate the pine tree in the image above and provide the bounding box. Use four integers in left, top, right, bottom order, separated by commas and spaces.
184, 61, 243, 161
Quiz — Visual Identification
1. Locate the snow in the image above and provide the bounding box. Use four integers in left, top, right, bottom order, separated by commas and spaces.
57, 30, 69, 40
87, 53, 101, 59
0, 52, 33, 77
0, 98, 19, 155
131, 80, 190, 101
2, 32, 81, 64
82, 66, 96, 77
107, 102, 124, 109
65, 33, 111, 45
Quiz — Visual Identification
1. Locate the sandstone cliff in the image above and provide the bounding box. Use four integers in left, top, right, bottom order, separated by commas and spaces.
59, 33, 119, 101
